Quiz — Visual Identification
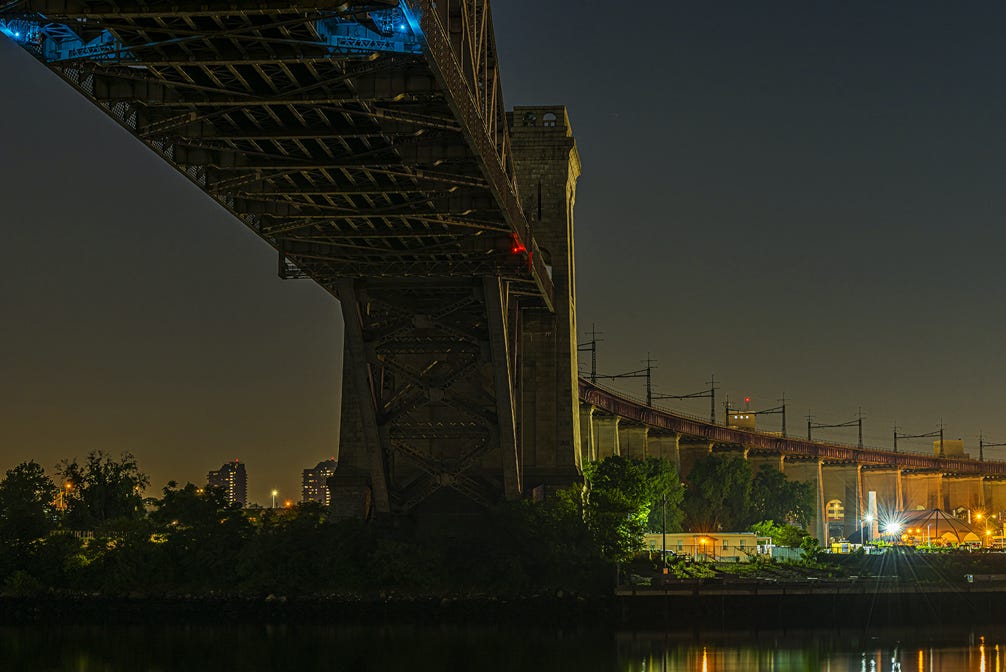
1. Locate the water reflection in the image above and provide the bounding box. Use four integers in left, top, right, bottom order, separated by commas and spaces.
1, 623, 1005, 671
618, 627, 1006, 671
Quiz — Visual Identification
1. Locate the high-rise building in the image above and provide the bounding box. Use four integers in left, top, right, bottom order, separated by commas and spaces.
207, 459, 247, 506
302, 459, 337, 505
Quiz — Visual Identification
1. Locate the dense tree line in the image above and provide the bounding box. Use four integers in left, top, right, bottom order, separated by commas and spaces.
0, 451, 815, 597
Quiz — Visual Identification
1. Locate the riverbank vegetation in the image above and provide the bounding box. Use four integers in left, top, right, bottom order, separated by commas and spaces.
0, 451, 836, 598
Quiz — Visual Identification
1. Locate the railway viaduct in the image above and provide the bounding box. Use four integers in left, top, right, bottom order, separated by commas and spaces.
580, 379, 1006, 543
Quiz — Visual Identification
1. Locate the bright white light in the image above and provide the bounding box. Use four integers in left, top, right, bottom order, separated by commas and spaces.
884, 522, 901, 535
864, 514, 874, 523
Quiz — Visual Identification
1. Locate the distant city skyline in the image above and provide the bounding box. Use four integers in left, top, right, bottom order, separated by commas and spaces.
4, 3, 1006, 502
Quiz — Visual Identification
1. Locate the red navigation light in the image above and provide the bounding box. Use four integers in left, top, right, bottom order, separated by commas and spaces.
510, 233, 527, 256
744, 396, 751, 404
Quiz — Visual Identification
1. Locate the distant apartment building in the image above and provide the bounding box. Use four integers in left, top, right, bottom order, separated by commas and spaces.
302, 459, 337, 505
207, 459, 247, 506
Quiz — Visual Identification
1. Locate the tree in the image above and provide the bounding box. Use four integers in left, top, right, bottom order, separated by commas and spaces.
751, 519, 810, 548
58, 451, 149, 529
151, 481, 240, 530
682, 453, 753, 532
583, 456, 682, 563
0, 461, 56, 544
750, 465, 815, 528
644, 458, 685, 534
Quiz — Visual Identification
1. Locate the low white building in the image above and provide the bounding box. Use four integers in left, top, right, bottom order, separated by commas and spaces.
643, 532, 771, 562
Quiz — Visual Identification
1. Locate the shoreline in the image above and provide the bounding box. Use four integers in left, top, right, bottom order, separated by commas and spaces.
6, 583, 1006, 629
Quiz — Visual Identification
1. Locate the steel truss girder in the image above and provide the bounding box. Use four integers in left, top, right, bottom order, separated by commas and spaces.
18, 1, 392, 18
84, 63, 437, 104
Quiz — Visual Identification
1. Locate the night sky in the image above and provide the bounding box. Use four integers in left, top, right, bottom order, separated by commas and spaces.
3, 2, 1006, 504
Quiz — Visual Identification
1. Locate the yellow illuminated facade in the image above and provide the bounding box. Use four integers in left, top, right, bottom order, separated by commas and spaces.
643, 532, 770, 562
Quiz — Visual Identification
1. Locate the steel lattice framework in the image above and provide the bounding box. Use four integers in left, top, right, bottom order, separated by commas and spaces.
2, 0, 554, 513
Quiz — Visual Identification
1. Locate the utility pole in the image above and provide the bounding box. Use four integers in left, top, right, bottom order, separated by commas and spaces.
645, 353, 655, 407
708, 374, 717, 424
780, 394, 787, 436
577, 324, 603, 384
979, 432, 1006, 462
857, 408, 864, 449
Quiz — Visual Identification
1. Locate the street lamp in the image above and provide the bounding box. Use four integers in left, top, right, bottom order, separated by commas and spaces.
271, 489, 278, 509
56, 482, 72, 512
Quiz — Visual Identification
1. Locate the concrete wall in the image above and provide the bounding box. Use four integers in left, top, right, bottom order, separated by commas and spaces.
902, 472, 942, 511
619, 424, 648, 460
944, 476, 984, 514
821, 463, 861, 541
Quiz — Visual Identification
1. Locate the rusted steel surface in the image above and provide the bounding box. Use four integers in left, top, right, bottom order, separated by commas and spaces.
579, 379, 1006, 476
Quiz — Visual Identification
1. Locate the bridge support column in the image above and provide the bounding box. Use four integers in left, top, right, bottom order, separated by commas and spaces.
648, 433, 681, 472
619, 424, 648, 460
748, 454, 785, 473
821, 463, 862, 541
944, 476, 985, 518
594, 415, 620, 458
579, 404, 596, 464
782, 459, 825, 543
677, 440, 714, 481
902, 472, 942, 511
511, 106, 582, 493
861, 469, 902, 521
985, 480, 1006, 520
329, 283, 391, 518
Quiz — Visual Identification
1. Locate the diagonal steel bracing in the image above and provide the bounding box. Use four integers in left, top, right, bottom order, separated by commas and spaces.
337, 278, 519, 511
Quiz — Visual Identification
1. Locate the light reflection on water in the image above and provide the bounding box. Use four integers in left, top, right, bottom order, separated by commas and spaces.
617, 627, 1006, 671
1, 624, 1004, 671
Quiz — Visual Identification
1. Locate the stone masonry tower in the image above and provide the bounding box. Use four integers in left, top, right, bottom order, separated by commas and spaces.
508, 106, 583, 493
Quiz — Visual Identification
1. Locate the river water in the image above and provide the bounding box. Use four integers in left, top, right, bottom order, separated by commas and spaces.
0, 623, 999, 671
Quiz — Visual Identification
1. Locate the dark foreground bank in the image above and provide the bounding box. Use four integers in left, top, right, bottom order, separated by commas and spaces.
7, 581, 1006, 629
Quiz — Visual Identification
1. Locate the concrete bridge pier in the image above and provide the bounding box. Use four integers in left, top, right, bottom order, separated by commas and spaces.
782, 458, 826, 544
594, 414, 620, 458
821, 463, 862, 541
901, 472, 943, 512
619, 424, 648, 460
579, 404, 595, 464
748, 454, 785, 474
944, 476, 985, 518
648, 432, 681, 472
677, 439, 714, 481
985, 480, 1006, 519
862, 469, 903, 522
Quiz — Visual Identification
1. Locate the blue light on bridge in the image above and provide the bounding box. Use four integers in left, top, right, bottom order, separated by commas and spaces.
0, 16, 133, 63
315, 8, 422, 57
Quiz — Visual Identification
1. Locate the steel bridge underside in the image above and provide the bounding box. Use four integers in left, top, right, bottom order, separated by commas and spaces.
2, 0, 555, 512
